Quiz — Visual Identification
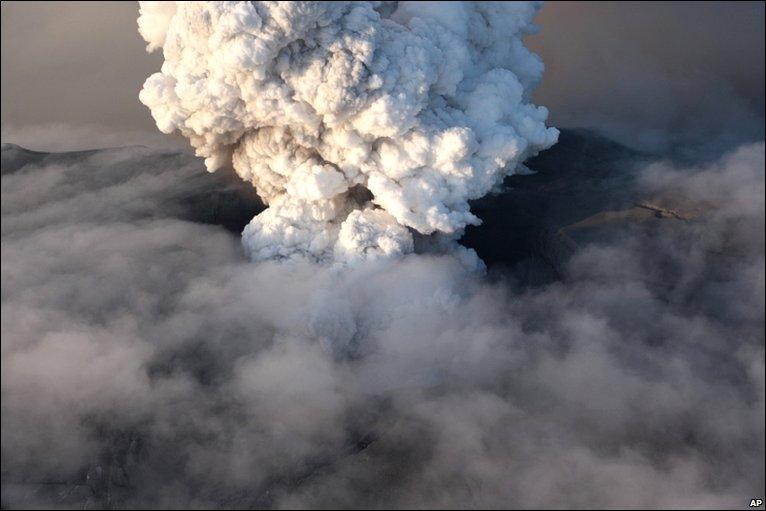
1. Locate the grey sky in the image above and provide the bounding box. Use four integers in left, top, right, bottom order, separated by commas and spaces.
1, 1, 764, 150
1, 3, 161, 138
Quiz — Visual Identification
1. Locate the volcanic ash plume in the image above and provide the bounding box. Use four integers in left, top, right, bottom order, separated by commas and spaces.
138, 1, 558, 263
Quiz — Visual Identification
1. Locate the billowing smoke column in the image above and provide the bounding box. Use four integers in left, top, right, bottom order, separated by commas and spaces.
138, 1, 558, 264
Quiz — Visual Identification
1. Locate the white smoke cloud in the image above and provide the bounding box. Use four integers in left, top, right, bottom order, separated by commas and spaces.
137, 1, 558, 264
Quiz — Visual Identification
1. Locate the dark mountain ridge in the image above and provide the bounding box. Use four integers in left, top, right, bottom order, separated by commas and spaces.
2, 129, 654, 282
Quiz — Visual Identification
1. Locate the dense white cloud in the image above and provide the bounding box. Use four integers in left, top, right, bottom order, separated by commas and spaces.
138, 1, 558, 263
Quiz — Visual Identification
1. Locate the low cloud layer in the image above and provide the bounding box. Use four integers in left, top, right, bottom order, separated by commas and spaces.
2, 139, 763, 508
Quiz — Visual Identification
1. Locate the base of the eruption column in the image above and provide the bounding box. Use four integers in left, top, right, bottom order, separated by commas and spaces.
334, 209, 414, 264
241, 196, 414, 265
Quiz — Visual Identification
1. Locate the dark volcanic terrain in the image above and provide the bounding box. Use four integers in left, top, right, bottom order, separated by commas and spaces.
1, 129, 657, 283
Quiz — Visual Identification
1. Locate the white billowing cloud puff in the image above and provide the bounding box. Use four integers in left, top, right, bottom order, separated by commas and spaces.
138, 1, 558, 264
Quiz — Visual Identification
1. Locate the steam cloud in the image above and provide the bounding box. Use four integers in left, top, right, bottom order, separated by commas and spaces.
137, 1, 558, 263
2, 1, 764, 509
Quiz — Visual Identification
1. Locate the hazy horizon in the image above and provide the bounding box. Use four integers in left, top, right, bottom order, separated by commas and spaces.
2, 1, 763, 153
